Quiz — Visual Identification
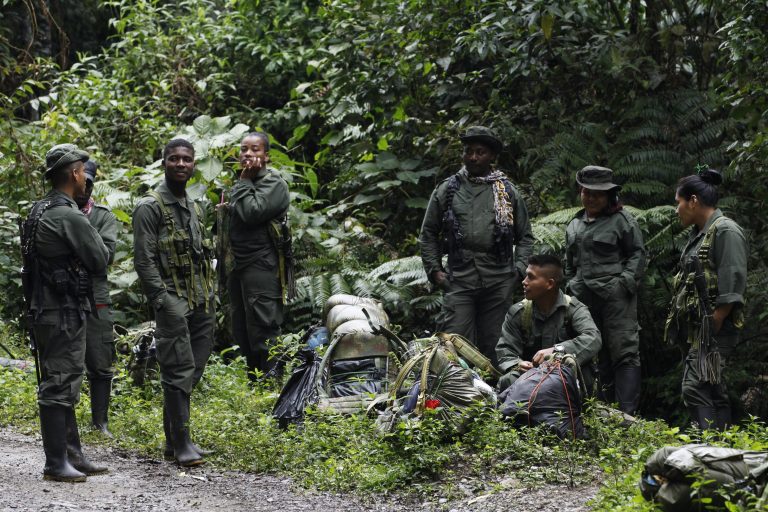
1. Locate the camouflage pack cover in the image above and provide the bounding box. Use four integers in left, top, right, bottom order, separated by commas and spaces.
641, 444, 768, 511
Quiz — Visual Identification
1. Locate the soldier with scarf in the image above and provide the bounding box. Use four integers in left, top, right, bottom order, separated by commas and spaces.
419, 126, 534, 367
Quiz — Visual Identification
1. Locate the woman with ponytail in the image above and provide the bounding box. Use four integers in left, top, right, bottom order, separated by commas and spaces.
666, 168, 748, 430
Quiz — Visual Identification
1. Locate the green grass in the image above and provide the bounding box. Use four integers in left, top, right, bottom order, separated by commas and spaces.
2, 348, 767, 509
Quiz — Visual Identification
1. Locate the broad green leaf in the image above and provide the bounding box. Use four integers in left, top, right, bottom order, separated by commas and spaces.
405, 198, 429, 209
197, 156, 223, 181
541, 13, 554, 41
193, 115, 213, 135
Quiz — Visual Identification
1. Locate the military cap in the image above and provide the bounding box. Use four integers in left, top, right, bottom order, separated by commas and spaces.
576, 165, 621, 191
44, 143, 89, 178
83, 160, 98, 182
460, 126, 503, 154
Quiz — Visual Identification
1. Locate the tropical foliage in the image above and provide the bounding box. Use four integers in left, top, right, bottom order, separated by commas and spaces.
1, 0, 767, 504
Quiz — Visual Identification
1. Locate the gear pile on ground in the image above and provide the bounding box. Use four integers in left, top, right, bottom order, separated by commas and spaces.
640, 444, 768, 511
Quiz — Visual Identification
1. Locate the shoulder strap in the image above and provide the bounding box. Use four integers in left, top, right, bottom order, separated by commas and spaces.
698, 216, 727, 301
443, 174, 461, 213
521, 295, 574, 339
521, 299, 533, 339
147, 191, 176, 230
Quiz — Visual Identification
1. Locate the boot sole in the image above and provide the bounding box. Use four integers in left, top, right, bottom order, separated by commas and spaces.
77, 468, 109, 476
44, 474, 87, 482
177, 458, 205, 467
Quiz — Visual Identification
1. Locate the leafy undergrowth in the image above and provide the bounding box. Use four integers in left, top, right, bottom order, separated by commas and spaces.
2, 354, 767, 509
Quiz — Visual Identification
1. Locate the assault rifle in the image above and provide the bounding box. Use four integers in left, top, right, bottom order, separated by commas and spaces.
18, 216, 42, 385
690, 255, 721, 384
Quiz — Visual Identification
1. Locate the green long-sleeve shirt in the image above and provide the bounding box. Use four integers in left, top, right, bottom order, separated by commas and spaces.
227, 167, 289, 270
133, 181, 212, 306
86, 204, 118, 305
495, 291, 602, 373
419, 169, 534, 285
31, 189, 110, 313
565, 208, 646, 298
678, 209, 747, 308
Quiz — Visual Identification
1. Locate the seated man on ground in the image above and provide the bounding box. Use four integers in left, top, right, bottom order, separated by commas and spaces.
495, 254, 601, 392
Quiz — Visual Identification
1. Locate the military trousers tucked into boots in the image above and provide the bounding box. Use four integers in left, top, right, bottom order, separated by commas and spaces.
682, 349, 731, 430
228, 265, 283, 377
153, 293, 214, 395
573, 284, 641, 415
33, 309, 86, 408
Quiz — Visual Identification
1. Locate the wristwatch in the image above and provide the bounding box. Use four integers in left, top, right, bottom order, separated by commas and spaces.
554, 344, 565, 354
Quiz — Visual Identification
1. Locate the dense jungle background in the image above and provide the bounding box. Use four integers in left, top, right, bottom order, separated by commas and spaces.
1, 0, 768, 509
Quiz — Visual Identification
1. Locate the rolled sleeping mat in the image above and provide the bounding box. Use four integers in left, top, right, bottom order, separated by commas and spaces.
322, 294, 381, 323
326, 303, 390, 334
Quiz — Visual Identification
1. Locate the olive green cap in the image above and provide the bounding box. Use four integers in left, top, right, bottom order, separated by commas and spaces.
44, 143, 90, 178
576, 165, 621, 191
459, 126, 503, 154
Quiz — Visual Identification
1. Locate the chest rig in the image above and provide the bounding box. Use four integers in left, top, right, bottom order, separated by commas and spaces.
148, 191, 214, 311
20, 196, 90, 324
665, 217, 722, 347
441, 174, 516, 277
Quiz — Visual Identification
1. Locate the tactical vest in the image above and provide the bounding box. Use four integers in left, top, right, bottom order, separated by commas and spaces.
441, 173, 516, 274
665, 216, 744, 346
20, 196, 90, 320
147, 191, 214, 311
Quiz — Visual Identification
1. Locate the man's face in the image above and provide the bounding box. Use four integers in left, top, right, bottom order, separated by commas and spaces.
74, 179, 94, 209
71, 161, 87, 196
462, 142, 496, 177
522, 264, 554, 301
239, 135, 269, 170
163, 146, 195, 186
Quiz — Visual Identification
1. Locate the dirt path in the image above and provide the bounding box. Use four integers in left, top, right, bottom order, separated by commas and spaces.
0, 427, 597, 512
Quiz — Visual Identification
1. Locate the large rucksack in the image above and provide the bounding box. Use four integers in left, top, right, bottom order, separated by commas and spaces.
498, 352, 585, 439
374, 333, 499, 433
316, 294, 393, 414
640, 444, 768, 511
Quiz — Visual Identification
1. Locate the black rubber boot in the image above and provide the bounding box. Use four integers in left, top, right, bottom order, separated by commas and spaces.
66, 408, 109, 475
164, 389, 204, 467
90, 378, 114, 438
691, 406, 718, 431
39, 405, 87, 482
163, 402, 212, 459
614, 365, 641, 416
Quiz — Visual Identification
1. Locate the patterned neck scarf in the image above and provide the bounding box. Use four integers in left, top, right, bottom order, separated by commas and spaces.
460, 168, 515, 230
442, 168, 516, 268
80, 197, 95, 216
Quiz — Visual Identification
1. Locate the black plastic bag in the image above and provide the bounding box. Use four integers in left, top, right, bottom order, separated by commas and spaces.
273, 348, 323, 427
499, 361, 584, 439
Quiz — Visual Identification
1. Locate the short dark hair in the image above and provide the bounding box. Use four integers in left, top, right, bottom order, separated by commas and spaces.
528, 254, 564, 285
676, 169, 722, 207
243, 131, 270, 152
49, 160, 81, 188
162, 138, 195, 161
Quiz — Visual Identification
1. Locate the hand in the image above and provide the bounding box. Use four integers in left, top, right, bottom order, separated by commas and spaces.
713, 304, 734, 335
518, 360, 533, 372
532, 347, 555, 366
239, 156, 264, 180
432, 270, 449, 290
